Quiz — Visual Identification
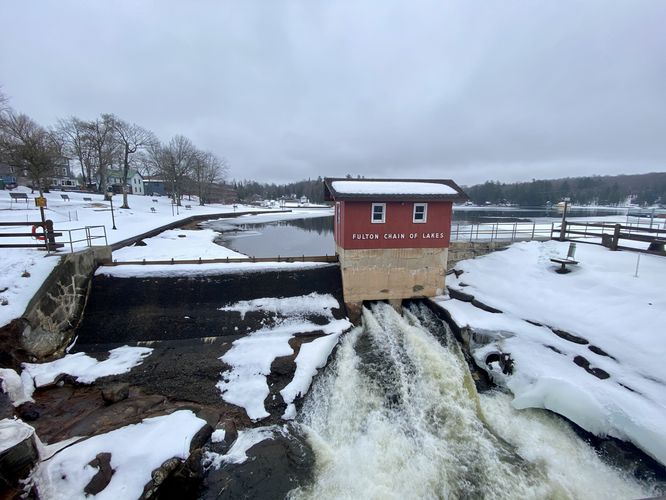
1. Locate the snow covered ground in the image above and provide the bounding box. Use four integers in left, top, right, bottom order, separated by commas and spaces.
32, 410, 206, 500
112, 228, 247, 262
434, 240, 666, 466
217, 293, 351, 421
0, 187, 298, 326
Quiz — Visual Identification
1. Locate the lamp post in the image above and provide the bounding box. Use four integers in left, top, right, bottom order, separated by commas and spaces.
109, 194, 117, 230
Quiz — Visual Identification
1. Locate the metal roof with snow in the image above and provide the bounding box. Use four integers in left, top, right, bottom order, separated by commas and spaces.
323, 177, 468, 202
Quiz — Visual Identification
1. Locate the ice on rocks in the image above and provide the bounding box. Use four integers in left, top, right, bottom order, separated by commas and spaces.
435, 240, 666, 466
22, 346, 153, 388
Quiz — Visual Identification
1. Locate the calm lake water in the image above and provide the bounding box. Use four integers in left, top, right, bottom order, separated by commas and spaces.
208, 207, 628, 257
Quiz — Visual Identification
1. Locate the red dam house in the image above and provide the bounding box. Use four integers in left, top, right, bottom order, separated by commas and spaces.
323, 177, 468, 316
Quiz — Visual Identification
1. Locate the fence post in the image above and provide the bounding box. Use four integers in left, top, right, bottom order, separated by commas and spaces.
45, 220, 57, 252
611, 224, 621, 251
531, 223, 536, 240
559, 220, 567, 241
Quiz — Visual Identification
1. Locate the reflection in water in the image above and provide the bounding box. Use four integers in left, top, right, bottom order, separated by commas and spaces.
215, 216, 334, 257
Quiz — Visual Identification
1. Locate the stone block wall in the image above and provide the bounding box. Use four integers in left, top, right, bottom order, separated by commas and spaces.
337, 246, 448, 305
0, 247, 112, 367
447, 241, 510, 269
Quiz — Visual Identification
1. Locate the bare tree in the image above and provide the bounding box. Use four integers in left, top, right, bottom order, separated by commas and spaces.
57, 116, 94, 187
155, 135, 197, 205
85, 114, 116, 193
109, 115, 155, 208
0, 88, 9, 115
0, 112, 62, 195
191, 150, 228, 205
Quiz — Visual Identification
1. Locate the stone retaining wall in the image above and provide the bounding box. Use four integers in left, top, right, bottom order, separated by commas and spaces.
447, 241, 511, 269
0, 247, 112, 367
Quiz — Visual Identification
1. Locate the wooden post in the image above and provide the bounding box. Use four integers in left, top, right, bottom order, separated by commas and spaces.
45, 219, 57, 252
611, 224, 621, 251
559, 199, 569, 241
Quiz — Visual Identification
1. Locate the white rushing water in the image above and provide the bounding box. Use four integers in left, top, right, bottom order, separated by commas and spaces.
291, 302, 662, 500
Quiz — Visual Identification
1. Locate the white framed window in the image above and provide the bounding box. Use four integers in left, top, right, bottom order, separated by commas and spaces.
371, 203, 386, 223
413, 203, 427, 223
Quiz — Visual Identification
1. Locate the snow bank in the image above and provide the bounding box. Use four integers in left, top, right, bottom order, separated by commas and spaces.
0, 418, 35, 453
204, 426, 286, 469
96, 261, 334, 278
0, 368, 34, 406
32, 410, 206, 500
217, 294, 351, 421
112, 228, 248, 262
280, 333, 342, 419
22, 346, 153, 389
331, 180, 456, 195
0, 251, 60, 328
218, 292, 340, 320
218, 318, 350, 421
436, 240, 666, 465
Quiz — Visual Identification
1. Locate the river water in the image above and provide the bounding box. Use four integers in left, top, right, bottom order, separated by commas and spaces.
289, 302, 663, 499
208, 207, 627, 258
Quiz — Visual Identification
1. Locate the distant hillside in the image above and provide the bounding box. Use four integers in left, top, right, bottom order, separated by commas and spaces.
464, 172, 666, 206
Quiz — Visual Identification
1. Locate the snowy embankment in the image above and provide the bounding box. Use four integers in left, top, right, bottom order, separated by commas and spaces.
0, 187, 269, 326
217, 293, 352, 421
433, 240, 666, 466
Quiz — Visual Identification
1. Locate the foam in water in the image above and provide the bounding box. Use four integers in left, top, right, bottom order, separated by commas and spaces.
290, 302, 662, 500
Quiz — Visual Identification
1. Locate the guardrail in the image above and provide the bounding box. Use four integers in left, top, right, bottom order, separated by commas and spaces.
450, 222, 555, 243
0, 220, 63, 252
554, 221, 666, 254
106, 255, 339, 266
57, 225, 108, 252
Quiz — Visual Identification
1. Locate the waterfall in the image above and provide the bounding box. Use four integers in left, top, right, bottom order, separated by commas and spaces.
290, 302, 661, 500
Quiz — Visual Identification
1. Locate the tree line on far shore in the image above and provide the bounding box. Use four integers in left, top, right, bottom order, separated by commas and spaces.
466, 173, 666, 207
0, 88, 227, 208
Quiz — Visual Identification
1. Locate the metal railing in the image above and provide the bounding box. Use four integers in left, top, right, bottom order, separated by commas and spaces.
56, 225, 108, 252
0, 220, 62, 252
554, 221, 666, 254
450, 222, 555, 243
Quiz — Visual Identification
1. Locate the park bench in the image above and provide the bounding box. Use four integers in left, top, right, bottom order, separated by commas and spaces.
60, 194, 70, 201
83, 197, 92, 202
185, 204, 192, 210
152, 199, 158, 203
150, 207, 156, 213
551, 242, 578, 274
9, 192, 29, 207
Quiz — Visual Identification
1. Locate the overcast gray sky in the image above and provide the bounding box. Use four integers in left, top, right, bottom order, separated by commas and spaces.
1, 1, 664, 185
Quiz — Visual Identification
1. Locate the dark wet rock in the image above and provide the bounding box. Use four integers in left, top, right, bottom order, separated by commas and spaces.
485, 352, 514, 375
545, 345, 563, 354
619, 383, 640, 395
573, 355, 610, 379
84, 452, 114, 495
0, 318, 32, 370
552, 328, 589, 345
271, 353, 297, 377
0, 429, 38, 492
21, 271, 31, 278
102, 383, 130, 404
203, 427, 314, 500
17, 402, 40, 421
458, 282, 470, 287
194, 408, 221, 429
0, 391, 14, 419
141, 450, 206, 500
190, 424, 214, 452
134, 239, 147, 246
525, 319, 543, 327
471, 299, 502, 314
447, 287, 474, 302
588, 345, 616, 360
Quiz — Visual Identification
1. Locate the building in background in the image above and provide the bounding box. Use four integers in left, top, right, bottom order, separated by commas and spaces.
107, 169, 144, 195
